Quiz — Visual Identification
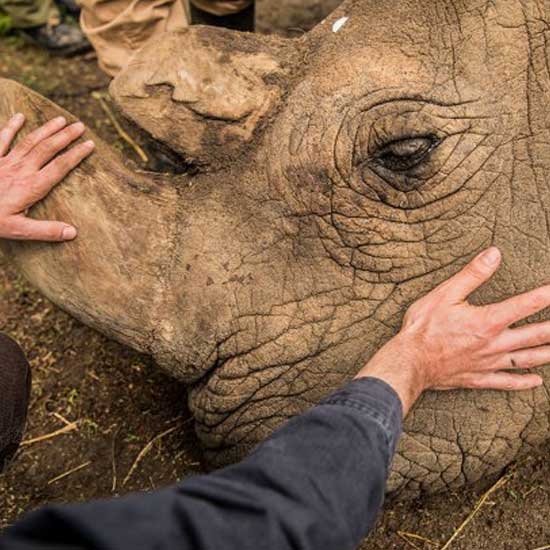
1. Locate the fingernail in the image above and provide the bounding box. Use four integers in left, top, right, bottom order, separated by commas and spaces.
62, 226, 77, 240
12, 113, 24, 123
84, 140, 95, 150
54, 116, 66, 125
73, 122, 85, 132
479, 246, 501, 266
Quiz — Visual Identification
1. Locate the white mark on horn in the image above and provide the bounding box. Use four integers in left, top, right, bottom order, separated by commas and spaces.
332, 16, 349, 33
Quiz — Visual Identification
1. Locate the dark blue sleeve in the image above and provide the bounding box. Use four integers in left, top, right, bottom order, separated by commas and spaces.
0, 377, 403, 550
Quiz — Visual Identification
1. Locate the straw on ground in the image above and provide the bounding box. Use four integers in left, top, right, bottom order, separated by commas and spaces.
21, 421, 78, 446
47, 461, 91, 485
123, 425, 179, 486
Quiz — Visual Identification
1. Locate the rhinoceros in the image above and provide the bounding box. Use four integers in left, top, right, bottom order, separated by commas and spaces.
1, 0, 550, 499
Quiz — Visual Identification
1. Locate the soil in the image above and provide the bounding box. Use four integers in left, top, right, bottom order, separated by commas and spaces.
1, 5, 550, 550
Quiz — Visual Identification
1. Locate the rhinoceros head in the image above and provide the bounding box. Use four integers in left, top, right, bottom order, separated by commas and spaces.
2, 0, 550, 497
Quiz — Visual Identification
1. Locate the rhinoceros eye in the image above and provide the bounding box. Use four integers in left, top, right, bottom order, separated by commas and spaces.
373, 136, 439, 172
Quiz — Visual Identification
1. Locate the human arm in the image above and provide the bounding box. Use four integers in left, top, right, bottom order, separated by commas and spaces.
0, 377, 401, 550
0, 113, 94, 242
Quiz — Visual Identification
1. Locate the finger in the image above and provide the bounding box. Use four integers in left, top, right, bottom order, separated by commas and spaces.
486, 284, 550, 330
37, 140, 95, 194
508, 345, 550, 370
8, 116, 67, 160
462, 371, 543, 391
7, 217, 77, 242
434, 247, 501, 303
493, 321, 550, 352
0, 113, 25, 157
27, 122, 86, 169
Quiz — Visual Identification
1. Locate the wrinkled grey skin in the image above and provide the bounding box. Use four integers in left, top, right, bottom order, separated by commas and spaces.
3, 0, 550, 499
187, 0, 550, 495
258, 0, 550, 494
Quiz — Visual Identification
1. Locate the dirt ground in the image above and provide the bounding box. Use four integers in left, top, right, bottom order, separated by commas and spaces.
1, 7, 550, 550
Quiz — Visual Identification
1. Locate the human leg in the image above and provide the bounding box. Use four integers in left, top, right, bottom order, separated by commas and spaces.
79, 0, 190, 76
0, 0, 56, 28
0, 333, 31, 474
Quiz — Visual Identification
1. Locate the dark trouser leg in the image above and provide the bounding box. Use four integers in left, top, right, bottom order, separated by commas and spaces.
190, 1, 255, 32
0, 333, 31, 473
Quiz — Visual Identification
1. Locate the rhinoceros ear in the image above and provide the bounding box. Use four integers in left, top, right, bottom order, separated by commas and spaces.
110, 27, 294, 169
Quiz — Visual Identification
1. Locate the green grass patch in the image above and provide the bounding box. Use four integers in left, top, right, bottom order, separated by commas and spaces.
0, 14, 12, 35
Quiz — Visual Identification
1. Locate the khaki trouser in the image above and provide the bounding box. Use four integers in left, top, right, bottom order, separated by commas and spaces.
0, 0, 58, 28
80, 0, 252, 76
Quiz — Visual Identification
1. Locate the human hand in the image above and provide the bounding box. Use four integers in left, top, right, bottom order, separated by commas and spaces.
0, 113, 94, 241
357, 247, 548, 415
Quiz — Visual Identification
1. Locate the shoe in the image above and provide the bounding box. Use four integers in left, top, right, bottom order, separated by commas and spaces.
0, 334, 31, 474
190, 3, 255, 32
19, 22, 91, 57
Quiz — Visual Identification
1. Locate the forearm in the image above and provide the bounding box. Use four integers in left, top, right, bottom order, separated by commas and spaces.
0, 378, 402, 550
356, 333, 425, 416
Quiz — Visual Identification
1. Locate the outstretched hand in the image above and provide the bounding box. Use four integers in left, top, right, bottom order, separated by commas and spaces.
0, 113, 94, 241
358, 247, 548, 415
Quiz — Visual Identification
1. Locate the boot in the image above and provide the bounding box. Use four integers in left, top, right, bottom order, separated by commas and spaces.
19, 22, 91, 57
0, 334, 31, 473
190, 2, 255, 32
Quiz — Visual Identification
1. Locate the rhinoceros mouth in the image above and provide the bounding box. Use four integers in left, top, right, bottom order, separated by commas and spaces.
189, 355, 331, 464
186, 283, 400, 464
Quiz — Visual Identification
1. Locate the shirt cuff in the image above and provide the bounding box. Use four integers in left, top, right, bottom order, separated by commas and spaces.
320, 377, 403, 458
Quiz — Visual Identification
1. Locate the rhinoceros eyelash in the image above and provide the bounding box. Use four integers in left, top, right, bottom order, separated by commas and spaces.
368, 130, 440, 152
368, 135, 441, 170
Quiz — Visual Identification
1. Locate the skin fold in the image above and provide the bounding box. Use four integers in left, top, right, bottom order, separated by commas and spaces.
2, 0, 550, 498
